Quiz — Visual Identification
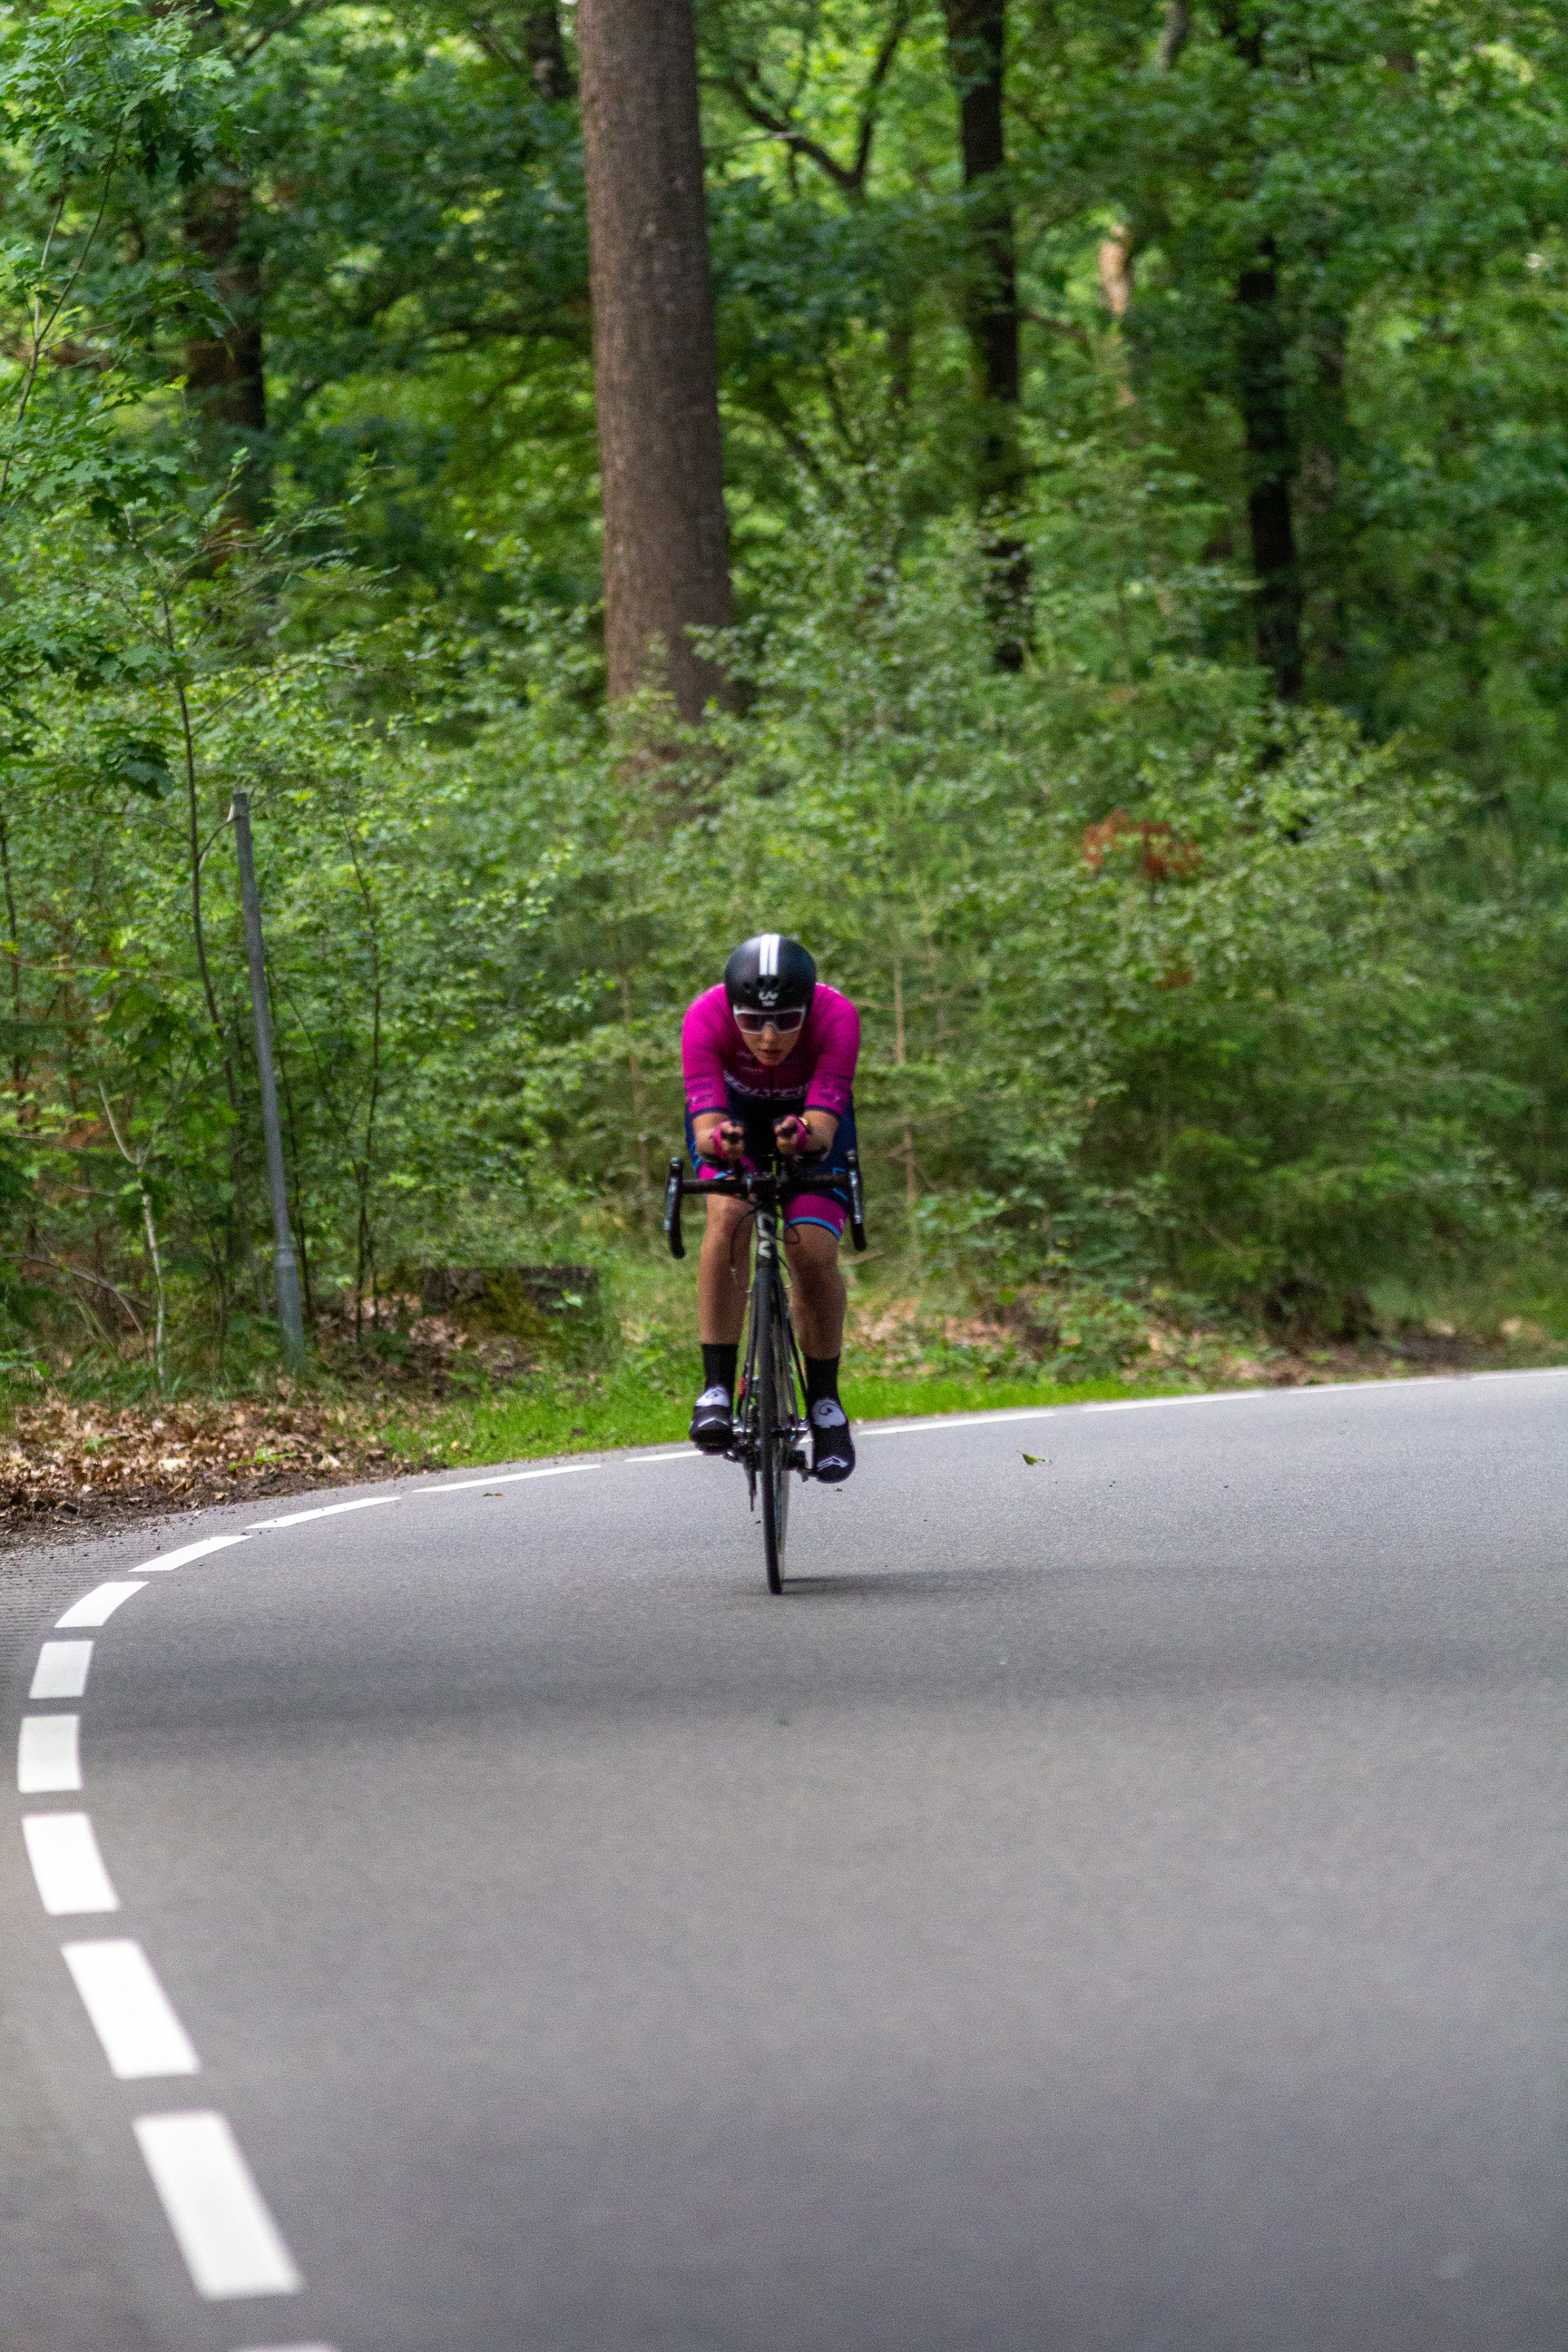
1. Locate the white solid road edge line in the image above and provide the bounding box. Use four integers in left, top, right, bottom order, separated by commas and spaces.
30, 1640, 93, 1700
864, 1368, 1568, 1436
134, 2111, 302, 2299
63, 1940, 200, 2078
18, 1713, 82, 1794
246, 1495, 399, 1531
22, 1813, 119, 1914
135, 1534, 252, 1573
1083, 1394, 1271, 1412
55, 1582, 147, 1630
863, 1408, 1061, 1437
421, 1462, 602, 1494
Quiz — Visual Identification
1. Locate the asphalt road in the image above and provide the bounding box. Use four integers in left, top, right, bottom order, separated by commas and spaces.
5, 1370, 1566, 2352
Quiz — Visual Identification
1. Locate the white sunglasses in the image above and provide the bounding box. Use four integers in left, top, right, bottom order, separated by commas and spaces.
735, 1005, 807, 1036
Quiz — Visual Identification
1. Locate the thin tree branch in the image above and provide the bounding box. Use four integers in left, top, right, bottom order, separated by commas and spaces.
852, 0, 918, 187
717, 75, 865, 199
24, 1252, 144, 1337
235, 0, 336, 67
2, 142, 121, 499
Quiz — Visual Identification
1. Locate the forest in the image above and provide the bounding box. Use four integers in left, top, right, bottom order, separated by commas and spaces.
0, 0, 1565, 1457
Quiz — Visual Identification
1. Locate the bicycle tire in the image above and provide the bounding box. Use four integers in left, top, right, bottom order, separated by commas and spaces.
772, 1278, 799, 1567
756, 1264, 790, 1594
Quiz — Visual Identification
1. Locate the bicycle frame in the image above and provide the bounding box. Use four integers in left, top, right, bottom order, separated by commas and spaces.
664, 1148, 866, 1591
664, 1156, 815, 1475
733, 1181, 807, 1477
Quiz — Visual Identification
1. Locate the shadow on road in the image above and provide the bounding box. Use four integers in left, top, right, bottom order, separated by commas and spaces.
778, 1566, 1018, 1601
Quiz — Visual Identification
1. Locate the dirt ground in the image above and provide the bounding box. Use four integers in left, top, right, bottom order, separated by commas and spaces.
0, 1396, 434, 1552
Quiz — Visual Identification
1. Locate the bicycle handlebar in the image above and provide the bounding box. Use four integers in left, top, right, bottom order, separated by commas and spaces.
663, 1150, 867, 1259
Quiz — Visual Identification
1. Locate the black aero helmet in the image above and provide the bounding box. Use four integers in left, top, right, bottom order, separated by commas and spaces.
724, 933, 817, 1018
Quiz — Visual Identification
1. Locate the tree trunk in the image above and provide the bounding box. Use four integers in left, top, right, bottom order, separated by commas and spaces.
1154, 0, 1191, 70
941, 0, 1027, 670
1215, 5, 1304, 701
185, 177, 268, 524
524, 4, 573, 100
576, 0, 734, 721
1297, 307, 1350, 681
1235, 237, 1303, 701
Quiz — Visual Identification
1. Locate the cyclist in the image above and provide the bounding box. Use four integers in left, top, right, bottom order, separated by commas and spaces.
682, 935, 858, 1482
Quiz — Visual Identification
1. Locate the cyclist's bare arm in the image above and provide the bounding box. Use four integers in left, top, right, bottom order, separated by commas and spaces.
694, 1110, 840, 1161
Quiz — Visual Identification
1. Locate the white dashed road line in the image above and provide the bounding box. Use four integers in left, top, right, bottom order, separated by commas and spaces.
30, 1640, 93, 1699
19, 1462, 610, 2322
18, 1713, 82, 1794
134, 2111, 303, 2298
22, 1812, 120, 1914
63, 1940, 200, 2079
56, 1581, 147, 1629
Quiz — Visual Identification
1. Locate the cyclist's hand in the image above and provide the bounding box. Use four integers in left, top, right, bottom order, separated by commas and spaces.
703, 1118, 745, 1163
773, 1114, 811, 1156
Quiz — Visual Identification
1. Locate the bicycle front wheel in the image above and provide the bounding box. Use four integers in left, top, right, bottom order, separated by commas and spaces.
756, 1266, 793, 1595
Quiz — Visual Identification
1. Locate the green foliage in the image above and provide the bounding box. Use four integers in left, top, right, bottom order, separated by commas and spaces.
0, 0, 230, 511
0, 0, 1563, 1398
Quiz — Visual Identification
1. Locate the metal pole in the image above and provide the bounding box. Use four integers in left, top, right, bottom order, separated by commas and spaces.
229, 791, 306, 1373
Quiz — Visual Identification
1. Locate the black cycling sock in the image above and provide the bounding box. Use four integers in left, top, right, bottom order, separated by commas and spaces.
701, 1342, 739, 1396
805, 1354, 840, 1407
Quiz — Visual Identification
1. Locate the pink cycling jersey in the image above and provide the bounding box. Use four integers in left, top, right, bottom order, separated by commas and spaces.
681, 982, 859, 1118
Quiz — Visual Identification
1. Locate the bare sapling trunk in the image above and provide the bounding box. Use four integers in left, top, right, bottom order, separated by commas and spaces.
893, 955, 917, 1218
172, 644, 264, 1310
0, 813, 31, 1122
101, 1090, 167, 1393
576, 0, 735, 721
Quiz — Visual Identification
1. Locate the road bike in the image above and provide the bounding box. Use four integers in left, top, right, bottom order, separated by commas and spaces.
663, 1147, 867, 1594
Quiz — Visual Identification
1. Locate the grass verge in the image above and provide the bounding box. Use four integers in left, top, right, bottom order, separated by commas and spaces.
390, 1365, 1273, 1469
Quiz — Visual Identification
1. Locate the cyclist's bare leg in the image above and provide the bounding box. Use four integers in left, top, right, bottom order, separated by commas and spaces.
783, 1220, 846, 1358
785, 1220, 854, 1479
698, 1193, 752, 1344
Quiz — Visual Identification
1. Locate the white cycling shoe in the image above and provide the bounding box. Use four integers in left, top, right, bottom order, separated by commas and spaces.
690, 1386, 734, 1453
809, 1396, 856, 1483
